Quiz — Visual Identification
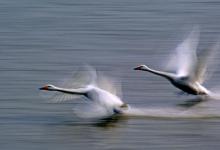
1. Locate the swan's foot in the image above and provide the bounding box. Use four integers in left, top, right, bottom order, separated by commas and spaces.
113, 108, 123, 114
113, 103, 129, 114
120, 103, 129, 108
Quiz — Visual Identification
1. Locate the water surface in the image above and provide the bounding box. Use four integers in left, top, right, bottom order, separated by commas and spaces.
1, 0, 220, 149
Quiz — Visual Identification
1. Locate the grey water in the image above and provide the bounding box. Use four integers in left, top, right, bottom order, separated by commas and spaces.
1, 0, 220, 149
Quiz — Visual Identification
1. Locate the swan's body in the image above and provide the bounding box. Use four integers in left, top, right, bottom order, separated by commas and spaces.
134, 27, 218, 96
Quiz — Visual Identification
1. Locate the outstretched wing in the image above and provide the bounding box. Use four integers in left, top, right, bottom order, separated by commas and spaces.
51, 65, 97, 102
61, 65, 97, 89
96, 73, 123, 99
166, 26, 200, 78
50, 92, 81, 102
193, 41, 220, 84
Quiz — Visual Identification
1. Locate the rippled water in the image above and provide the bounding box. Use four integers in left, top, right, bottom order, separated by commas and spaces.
1, 0, 220, 149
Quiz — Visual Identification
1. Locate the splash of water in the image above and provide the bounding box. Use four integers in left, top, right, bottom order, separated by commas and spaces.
70, 99, 220, 120
123, 99, 220, 119
72, 102, 115, 119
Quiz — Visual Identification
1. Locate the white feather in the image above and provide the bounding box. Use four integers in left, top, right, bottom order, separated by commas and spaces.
167, 26, 200, 78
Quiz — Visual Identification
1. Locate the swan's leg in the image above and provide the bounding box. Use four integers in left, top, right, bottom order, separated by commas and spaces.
113, 104, 129, 114
113, 108, 123, 114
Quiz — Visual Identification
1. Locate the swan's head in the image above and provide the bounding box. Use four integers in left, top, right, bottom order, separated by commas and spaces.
39, 84, 57, 91
134, 65, 150, 71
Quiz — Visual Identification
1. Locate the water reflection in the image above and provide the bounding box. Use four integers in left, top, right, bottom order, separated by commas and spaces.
93, 115, 127, 128
177, 97, 206, 108
47, 114, 127, 129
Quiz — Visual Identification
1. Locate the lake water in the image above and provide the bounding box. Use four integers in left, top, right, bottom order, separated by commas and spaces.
1, 0, 220, 149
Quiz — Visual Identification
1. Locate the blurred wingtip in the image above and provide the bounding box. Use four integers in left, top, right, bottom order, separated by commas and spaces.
188, 25, 200, 43
195, 38, 220, 83
165, 25, 200, 74
58, 64, 98, 90
82, 64, 98, 85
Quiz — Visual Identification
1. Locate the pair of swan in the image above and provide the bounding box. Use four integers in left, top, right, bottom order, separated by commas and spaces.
40, 27, 219, 117
134, 27, 219, 97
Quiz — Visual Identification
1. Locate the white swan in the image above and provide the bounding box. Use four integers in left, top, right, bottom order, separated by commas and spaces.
134, 27, 219, 96
39, 67, 128, 116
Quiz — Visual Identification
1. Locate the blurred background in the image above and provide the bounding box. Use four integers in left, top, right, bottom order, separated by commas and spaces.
1, 0, 220, 149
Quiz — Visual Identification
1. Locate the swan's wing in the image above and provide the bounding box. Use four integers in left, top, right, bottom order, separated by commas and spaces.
194, 41, 220, 84
96, 73, 123, 99
52, 65, 97, 102
167, 27, 200, 77
61, 65, 97, 89
50, 92, 81, 102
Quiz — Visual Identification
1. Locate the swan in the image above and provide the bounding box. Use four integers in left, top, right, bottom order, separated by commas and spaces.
134, 27, 219, 96
39, 67, 128, 116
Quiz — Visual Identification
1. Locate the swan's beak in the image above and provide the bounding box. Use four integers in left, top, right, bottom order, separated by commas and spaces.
39, 86, 48, 90
134, 66, 142, 70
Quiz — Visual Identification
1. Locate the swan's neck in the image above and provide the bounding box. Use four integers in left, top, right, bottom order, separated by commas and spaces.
141, 67, 176, 81
53, 86, 89, 95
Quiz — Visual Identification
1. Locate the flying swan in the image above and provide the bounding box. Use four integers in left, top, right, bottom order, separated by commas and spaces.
39, 66, 128, 116
134, 27, 219, 96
